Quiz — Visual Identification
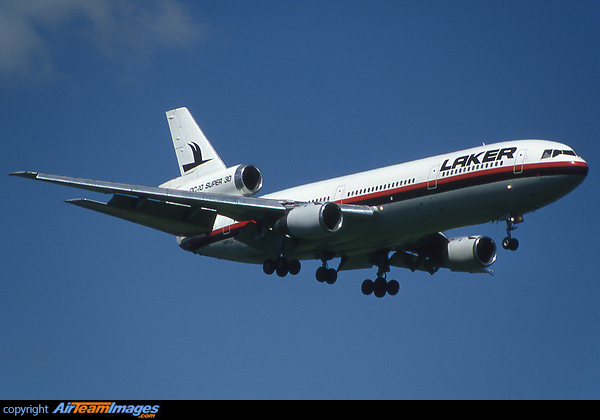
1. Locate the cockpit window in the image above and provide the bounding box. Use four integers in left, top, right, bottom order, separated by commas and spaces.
541, 149, 577, 159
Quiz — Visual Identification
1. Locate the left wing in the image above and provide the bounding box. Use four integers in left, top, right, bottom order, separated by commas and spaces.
10, 171, 288, 226
10, 171, 374, 238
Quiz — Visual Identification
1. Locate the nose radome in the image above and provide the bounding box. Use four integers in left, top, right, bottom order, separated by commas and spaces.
577, 159, 589, 178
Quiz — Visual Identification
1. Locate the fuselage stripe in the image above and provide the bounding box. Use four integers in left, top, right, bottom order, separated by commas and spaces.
346, 160, 587, 208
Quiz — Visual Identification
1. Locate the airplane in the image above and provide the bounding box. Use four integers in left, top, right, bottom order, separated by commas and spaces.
10, 107, 588, 297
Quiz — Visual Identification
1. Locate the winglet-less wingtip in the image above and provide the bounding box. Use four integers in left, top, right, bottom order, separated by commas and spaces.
9, 171, 39, 179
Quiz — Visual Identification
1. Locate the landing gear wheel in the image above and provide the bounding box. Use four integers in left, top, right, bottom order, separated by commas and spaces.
373, 277, 387, 298
263, 259, 276, 275
361, 279, 374, 295
316, 266, 327, 283
288, 259, 301, 275
502, 237, 519, 251
325, 268, 337, 284
275, 257, 289, 277
387, 280, 400, 296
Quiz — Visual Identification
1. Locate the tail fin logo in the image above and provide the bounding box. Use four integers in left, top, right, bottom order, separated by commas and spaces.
182, 142, 212, 172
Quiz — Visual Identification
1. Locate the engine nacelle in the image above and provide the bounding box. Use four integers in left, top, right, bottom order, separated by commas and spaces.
161, 164, 263, 196
279, 202, 343, 239
443, 235, 497, 273
230, 164, 263, 196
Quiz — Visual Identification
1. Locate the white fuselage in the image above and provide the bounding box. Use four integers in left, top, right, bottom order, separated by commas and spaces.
185, 139, 588, 264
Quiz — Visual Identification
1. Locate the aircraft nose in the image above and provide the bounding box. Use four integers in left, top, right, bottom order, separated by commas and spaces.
569, 157, 588, 185
577, 158, 589, 178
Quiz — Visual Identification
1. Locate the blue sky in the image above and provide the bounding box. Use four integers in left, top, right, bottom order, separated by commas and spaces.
2, 0, 599, 399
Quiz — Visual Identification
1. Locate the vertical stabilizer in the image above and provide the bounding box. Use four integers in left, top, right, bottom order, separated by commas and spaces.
166, 107, 226, 177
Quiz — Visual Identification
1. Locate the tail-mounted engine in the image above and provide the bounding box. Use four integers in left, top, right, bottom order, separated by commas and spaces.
277, 202, 343, 239
161, 164, 263, 196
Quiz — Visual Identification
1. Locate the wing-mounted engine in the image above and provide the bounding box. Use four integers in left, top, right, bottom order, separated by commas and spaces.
160, 164, 263, 197
276, 202, 343, 239
443, 235, 497, 273
390, 234, 497, 274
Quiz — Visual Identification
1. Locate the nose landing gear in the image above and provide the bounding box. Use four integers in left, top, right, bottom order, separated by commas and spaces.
502, 214, 522, 251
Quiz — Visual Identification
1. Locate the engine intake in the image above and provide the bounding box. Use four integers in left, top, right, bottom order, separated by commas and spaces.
443, 235, 497, 273
234, 164, 263, 196
280, 202, 343, 239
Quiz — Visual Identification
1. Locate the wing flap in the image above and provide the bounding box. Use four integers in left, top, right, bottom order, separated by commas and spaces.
67, 196, 218, 237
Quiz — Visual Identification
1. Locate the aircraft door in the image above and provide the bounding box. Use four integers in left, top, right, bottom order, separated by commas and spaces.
427, 166, 438, 190
514, 149, 526, 174
334, 185, 346, 203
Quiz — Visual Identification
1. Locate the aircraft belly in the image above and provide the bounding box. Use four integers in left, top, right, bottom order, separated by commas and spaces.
303, 176, 563, 257
376, 178, 540, 236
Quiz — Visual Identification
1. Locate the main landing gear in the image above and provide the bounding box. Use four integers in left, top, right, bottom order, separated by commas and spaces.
264, 254, 400, 297
263, 257, 301, 277
361, 275, 400, 298
361, 251, 400, 298
502, 214, 522, 251
263, 256, 338, 284
315, 259, 338, 284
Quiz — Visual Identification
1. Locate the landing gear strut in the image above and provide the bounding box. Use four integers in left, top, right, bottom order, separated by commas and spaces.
361, 251, 400, 298
502, 214, 522, 251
